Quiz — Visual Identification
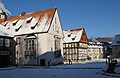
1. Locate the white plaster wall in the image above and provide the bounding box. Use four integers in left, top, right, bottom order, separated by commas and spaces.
37, 33, 48, 55
48, 9, 64, 54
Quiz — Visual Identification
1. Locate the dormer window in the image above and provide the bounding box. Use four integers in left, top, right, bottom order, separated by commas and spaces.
26, 17, 33, 23
2, 21, 8, 27
31, 23, 38, 29
30, 17, 39, 29
12, 19, 19, 26
72, 36, 76, 41
7, 27, 10, 29
55, 18, 57, 24
14, 20, 24, 31
15, 25, 22, 32
67, 33, 72, 37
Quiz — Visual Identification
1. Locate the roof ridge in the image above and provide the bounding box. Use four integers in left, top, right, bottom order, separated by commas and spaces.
64, 28, 84, 31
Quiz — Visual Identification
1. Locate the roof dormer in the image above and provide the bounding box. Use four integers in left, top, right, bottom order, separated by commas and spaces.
12, 19, 19, 26
26, 17, 33, 23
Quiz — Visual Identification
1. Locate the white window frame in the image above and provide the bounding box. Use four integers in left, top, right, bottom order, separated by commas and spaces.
55, 38, 60, 50
5, 39, 10, 47
25, 39, 36, 59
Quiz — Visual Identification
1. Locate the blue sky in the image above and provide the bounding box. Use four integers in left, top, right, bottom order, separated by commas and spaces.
2, 0, 120, 38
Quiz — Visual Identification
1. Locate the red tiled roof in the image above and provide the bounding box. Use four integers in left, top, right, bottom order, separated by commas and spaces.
64, 28, 83, 32
2, 8, 56, 23
0, 8, 57, 35
64, 28, 88, 43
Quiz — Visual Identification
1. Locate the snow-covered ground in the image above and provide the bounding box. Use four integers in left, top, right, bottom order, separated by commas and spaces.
0, 59, 120, 78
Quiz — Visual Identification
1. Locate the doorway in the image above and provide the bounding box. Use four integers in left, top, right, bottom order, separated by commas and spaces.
40, 59, 45, 66
0, 55, 10, 67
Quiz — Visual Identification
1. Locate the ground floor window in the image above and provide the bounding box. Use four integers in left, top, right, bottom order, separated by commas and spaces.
25, 39, 36, 59
0, 38, 3, 46
5, 39, 10, 47
54, 38, 62, 58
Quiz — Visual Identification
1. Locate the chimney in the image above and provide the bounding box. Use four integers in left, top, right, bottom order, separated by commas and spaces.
20, 12, 26, 16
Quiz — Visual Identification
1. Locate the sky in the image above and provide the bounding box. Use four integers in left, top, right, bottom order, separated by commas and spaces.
1, 0, 120, 38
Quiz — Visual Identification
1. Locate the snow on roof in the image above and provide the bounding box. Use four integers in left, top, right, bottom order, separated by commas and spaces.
0, 24, 13, 37
63, 28, 83, 43
0, 8, 56, 36
0, 2, 11, 15
112, 34, 120, 46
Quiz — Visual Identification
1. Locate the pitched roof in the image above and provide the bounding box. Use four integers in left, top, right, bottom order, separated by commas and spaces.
0, 24, 13, 37
112, 34, 120, 46
63, 28, 84, 43
0, 8, 56, 36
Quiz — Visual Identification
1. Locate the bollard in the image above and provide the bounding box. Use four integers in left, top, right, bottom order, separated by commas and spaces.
106, 62, 116, 73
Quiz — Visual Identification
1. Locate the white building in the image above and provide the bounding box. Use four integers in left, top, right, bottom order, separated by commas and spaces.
0, 8, 64, 66
87, 42, 103, 60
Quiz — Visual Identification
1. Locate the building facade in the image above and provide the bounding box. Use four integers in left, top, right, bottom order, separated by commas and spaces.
87, 42, 103, 60
0, 25, 15, 67
63, 28, 88, 62
112, 34, 120, 58
0, 8, 64, 66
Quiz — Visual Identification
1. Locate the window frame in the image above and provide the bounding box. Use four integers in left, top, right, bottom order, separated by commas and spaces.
25, 38, 36, 59
5, 39, 10, 47
0, 38, 3, 46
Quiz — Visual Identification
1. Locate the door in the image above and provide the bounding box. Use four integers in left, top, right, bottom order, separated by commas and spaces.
40, 59, 45, 66
0, 55, 10, 67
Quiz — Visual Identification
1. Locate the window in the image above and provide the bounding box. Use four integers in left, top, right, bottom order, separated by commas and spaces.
72, 36, 76, 41
5, 39, 10, 47
0, 38, 3, 46
55, 18, 57, 24
16, 37, 20, 45
15, 25, 22, 32
0, 15, 5, 19
67, 33, 72, 37
55, 38, 61, 50
25, 39, 36, 59
26, 17, 33, 23
3, 22, 8, 27
12, 20, 19, 26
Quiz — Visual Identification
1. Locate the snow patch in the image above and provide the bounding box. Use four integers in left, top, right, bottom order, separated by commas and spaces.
0, 2, 11, 15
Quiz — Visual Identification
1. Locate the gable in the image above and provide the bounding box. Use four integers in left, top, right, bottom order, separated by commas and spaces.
48, 9, 64, 38
80, 28, 88, 43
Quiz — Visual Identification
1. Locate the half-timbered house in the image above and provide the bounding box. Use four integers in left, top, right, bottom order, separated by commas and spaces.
63, 28, 88, 62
